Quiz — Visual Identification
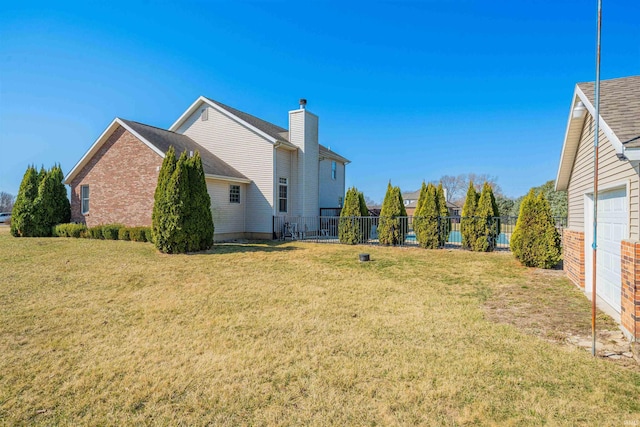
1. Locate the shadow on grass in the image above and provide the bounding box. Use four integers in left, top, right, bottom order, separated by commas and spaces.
196, 240, 299, 255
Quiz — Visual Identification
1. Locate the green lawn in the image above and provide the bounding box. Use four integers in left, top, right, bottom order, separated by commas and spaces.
1, 227, 639, 425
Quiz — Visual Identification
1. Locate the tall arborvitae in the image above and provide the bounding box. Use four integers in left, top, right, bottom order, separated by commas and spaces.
153, 149, 214, 254
11, 166, 39, 237
358, 191, 371, 242
339, 187, 365, 244
32, 169, 59, 236
185, 151, 214, 252
378, 182, 407, 245
511, 190, 561, 268
437, 183, 450, 247
414, 182, 439, 249
166, 152, 190, 254
152, 146, 177, 248
461, 181, 479, 249
50, 165, 71, 225
11, 165, 69, 237
412, 182, 428, 247
473, 182, 500, 252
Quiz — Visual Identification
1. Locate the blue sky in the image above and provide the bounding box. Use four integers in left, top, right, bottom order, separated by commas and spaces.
1, 1, 638, 203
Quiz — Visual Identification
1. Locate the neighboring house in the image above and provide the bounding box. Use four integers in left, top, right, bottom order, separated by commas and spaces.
401, 190, 460, 217
556, 75, 640, 340
64, 98, 350, 240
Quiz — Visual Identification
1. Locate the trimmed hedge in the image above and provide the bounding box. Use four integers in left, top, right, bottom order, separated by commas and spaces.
88, 226, 104, 239
129, 227, 150, 242
118, 227, 130, 241
52, 224, 152, 243
53, 223, 88, 238
101, 224, 124, 240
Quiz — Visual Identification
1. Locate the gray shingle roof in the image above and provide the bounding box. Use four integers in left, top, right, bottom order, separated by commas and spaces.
205, 98, 289, 142
401, 189, 459, 209
205, 98, 350, 163
577, 75, 640, 147
120, 119, 248, 181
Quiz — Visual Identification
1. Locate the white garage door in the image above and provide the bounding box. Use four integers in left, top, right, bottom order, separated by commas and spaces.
585, 187, 627, 314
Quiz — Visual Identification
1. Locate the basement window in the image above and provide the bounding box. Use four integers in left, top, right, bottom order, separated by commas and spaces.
229, 185, 240, 203
81, 185, 90, 214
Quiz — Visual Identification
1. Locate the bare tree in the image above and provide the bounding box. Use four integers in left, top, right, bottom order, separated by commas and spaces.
0, 191, 14, 212
435, 173, 502, 206
437, 175, 466, 201
467, 173, 502, 196
363, 195, 379, 207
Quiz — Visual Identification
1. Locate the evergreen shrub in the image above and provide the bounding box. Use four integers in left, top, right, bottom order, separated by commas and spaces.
53, 223, 87, 238
378, 183, 407, 246
339, 187, 369, 244
510, 190, 562, 268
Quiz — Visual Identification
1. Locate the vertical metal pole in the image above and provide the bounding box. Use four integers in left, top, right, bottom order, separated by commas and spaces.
591, 0, 603, 357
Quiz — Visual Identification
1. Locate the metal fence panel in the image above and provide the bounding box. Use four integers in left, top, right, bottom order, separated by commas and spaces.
273, 215, 566, 251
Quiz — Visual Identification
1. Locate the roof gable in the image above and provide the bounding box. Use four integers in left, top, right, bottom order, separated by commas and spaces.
120, 120, 249, 182
65, 118, 249, 185
170, 97, 351, 160
556, 76, 640, 191
577, 76, 640, 146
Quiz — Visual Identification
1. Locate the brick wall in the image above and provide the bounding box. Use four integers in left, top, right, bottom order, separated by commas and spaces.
563, 229, 585, 289
621, 240, 640, 340
69, 126, 163, 227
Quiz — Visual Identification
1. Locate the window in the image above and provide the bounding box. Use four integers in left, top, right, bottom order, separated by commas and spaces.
229, 185, 240, 203
81, 185, 90, 214
331, 161, 337, 180
278, 177, 288, 213
201, 108, 208, 121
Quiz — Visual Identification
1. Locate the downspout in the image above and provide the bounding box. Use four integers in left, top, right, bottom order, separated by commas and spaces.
274, 142, 281, 217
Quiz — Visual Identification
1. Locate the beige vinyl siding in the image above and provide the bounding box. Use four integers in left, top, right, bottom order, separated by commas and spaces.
289, 110, 319, 217
177, 105, 274, 234
567, 114, 639, 239
319, 159, 345, 208
207, 179, 245, 236
275, 148, 294, 216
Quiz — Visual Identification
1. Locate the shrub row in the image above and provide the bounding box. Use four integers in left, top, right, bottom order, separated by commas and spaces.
53, 223, 152, 242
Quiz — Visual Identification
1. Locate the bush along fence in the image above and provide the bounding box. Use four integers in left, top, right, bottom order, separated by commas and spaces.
273, 216, 567, 251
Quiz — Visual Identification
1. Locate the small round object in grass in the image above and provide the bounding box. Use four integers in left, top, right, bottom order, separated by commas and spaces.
359, 253, 370, 262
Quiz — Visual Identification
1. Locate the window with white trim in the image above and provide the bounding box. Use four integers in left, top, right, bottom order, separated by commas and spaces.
278, 177, 288, 213
81, 185, 90, 214
331, 161, 337, 180
229, 185, 240, 203
201, 108, 208, 121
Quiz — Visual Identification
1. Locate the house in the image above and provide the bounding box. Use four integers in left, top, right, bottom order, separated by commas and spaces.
555, 75, 640, 340
64, 98, 350, 240
401, 190, 460, 217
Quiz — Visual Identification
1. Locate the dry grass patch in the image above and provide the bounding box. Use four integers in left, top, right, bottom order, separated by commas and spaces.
1, 227, 639, 425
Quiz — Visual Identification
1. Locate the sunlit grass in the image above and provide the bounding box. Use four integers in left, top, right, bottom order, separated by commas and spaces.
0, 226, 639, 425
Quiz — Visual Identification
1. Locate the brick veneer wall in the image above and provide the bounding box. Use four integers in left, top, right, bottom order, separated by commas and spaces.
69, 126, 163, 227
621, 240, 640, 340
563, 229, 585, 289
